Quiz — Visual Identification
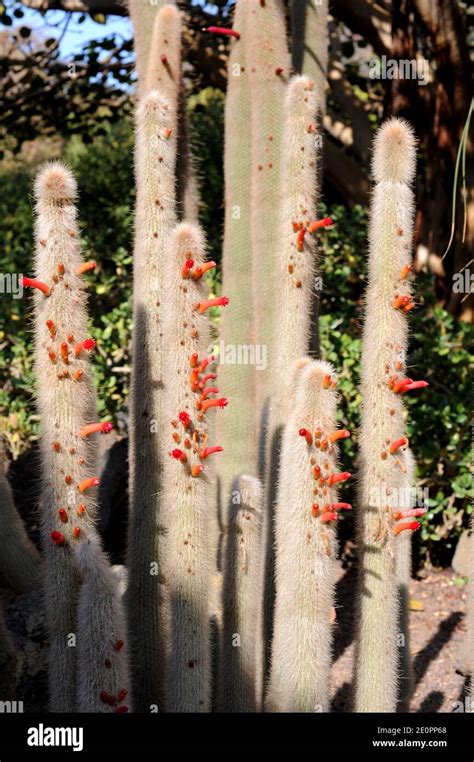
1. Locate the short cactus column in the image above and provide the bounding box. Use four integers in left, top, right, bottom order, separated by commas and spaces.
266, 360, 351, 712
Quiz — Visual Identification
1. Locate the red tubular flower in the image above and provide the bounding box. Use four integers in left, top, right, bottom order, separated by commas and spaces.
307, 217, 333, 233
191, 464, 205, 477
327, 471, 351, 486
73, 338, 95, 357
48, 349, 57, 364
199, 397, 228, 413
329, 503, 352, 512
50, 531, 65, 546
329, 429, 350, 443
182, 258, 194, 279
189, 353, 199, 368
393, 508, 427, 520
170, 448, 187, 463
178, 411, 191, 428
313, 465, 321, 479
393, 520, 421, 535
73, 527, 81, 538
197, 355, 216, 374
296, 227, 306, 252
389, 437, 408, 454
200, 446, 223, 460
393, 377, 428, 394
117, 689, 127, 702
115, 706, 129, 714
402, 380, 428, 392
77, 504, 86, 516
73, 369, 84, 381
311, 504, 320, 517
321, 512, 338, 524
79, 422, 113, 438
200, 386, 219, 400
21, 276, 50, 296
299, 428, 313, 445
78, 477, 100, 493
57, 263, 65, 276
113, 639, 124, 651
190, 368, 200, 391
195, 296, 229, 314
204, 26, 240, 39
77, 261, 96, 275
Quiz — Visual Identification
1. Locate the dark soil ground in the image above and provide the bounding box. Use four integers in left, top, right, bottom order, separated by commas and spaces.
331, 564, 469, 712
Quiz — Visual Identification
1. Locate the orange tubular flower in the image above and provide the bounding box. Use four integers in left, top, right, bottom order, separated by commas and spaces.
393, 520, 420, 535
389, 437, 408, 454
60, 342, 69, 364
329, 503, 352, 512
192, 261, 216, 279
199, 397, 228, 414
327, 471, 351, 486
329, 429, 350, 443
200, 387, 220, 400
393, 377, 428, 394
198, 373, 217, 389
400, 264, 411, 281
73, 369, 84, 381
392, 294, 412, 311
393, 508, 426, 520
321, 512, 338, 524
79, 422, 113, 438
191, 464, 205, 477
73, 338, 95, 357
296, 227, 306, 252
77, 261, 97, 275
78, 477, 100, 493
195, 297, 229, 314
311, 504, 320, 517
21, 276, 50, 296
307, 217, 333, 233
322, 374, 332, 389
46, 319, 56, 338
299, 428, 313, 446
197, 355, 216, 374
200, 446, 223, 460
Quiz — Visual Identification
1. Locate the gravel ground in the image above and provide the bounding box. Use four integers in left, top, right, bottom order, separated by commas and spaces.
331, 564, 468, 712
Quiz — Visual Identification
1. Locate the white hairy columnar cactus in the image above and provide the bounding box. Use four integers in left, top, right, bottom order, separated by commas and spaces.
266, 360, 352, 712
355, 118, 428, 713
162, 222, 228, 712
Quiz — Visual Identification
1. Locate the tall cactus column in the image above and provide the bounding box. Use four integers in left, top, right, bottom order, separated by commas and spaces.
126, 92, 177, 711
218, 0, 257, 503
290, 0, 328, 112
355, 118, 427, 712
162, 222, 228, 712
247, 0, 290, 424
266, 360, 351, 712
29, 162, 102, 711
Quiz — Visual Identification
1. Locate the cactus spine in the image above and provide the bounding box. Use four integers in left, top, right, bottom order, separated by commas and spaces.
75, 533, 131, 713
162, 222, 227, 712
218, 0, 257, 501
0, 439, 42, 594
32, 162, 102, 711
219, 475, 264, 712
126, 91, 177, 711
266, 360, 349, 712
355, 118, 425, 712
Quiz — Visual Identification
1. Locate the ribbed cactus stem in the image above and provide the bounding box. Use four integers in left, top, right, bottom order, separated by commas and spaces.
128, 0, 174, 95
247, 0, 290, 413
219, 475, 264, 712
355, 118, 421, 712
32, 162, 100, 711
290, 0, 328, 112
127, 91, 176, 712
75, 533, 131, 713
144, 5, 181, 100
217, 0, 257, 502
0, 440, 43, 594
163, 223, 227, 712
270, 74, 319, 432
266, 360, 344, 712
